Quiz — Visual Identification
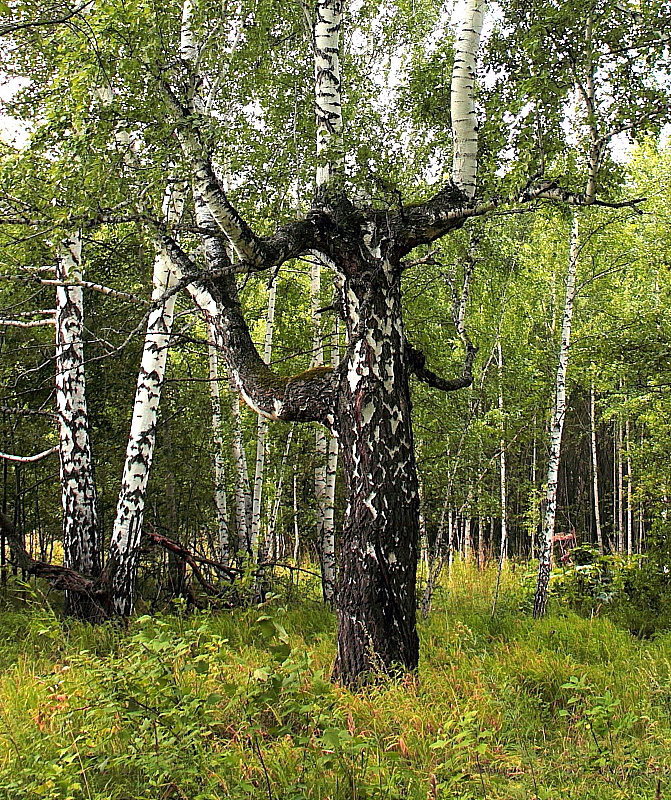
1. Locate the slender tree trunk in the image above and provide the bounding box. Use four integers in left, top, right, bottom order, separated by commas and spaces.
207, 321, 229, 565
229, 392, 252, 556
617, 417, 624, 553
321, 316, 339, 605
531, 422, 537, 559
292, 466, 300, 563
251, 279, 277, 557
533, 213, 579, 619
589, 377, 604, 554
106, 186, 184, 615
497, 341, 508, 563
55, 233, 101, 618
626, 417, 633, 557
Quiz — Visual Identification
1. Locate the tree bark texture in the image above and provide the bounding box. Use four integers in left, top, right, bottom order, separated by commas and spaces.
331, 252, 420, 684
106, 186, 184, 615
55, 232, 101, 618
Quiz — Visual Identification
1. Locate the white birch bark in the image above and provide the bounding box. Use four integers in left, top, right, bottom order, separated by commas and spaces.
626, 417, 633, 557
531, 424, 537, 558
107, 185, 184, 615
55, 232, 100, 614
589, 377, 604, 554
314, 0, 344, 188
292, 466, 300, 563
250, 279, 277, 556
617, 417, 624, 553
263, 425, 295, 565
450, 0, 485, 199
497, 341, 508, 563
533, 212, 579, 618
207, 321, 229, 564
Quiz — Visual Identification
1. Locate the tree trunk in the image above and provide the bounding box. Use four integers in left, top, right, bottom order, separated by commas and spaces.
207, 321, 229, 564
106, 185, 183, 615
617, 417, 624, 553
251, 278, 277, 558
230, 391, 252, 556
55, 232, 101, 618
626, 416, 633, 557
533, 212, 579, 619
332, 259, 420, 685
497, 341, 508, 563
589, 377, 604, 554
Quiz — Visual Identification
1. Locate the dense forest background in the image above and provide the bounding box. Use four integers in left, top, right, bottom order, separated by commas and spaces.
2, 142, 670, 601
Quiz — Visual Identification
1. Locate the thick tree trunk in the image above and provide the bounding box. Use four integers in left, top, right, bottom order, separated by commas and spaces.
332, 258, 420, 685
533, 213, 579, 618
55, 233, 101, 618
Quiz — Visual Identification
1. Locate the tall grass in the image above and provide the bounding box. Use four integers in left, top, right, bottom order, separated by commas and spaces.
0, 565, 669, 799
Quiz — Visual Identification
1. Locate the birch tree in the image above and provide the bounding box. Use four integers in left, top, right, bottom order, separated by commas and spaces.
533, 212, 580, 619
55, 233, 101, 617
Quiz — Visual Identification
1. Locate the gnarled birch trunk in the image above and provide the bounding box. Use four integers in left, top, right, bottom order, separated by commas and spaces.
332, 253, 420, 684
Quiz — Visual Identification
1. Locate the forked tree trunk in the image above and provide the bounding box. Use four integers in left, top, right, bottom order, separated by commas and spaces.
55, 233, 101, 618
533, 213, 579, 618
332, 258, 420, 684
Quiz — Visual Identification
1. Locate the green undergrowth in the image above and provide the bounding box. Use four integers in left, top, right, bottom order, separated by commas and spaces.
0, 565, 670, 799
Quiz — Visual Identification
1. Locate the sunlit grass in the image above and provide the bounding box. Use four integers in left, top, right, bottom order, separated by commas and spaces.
0, 564, 669, 798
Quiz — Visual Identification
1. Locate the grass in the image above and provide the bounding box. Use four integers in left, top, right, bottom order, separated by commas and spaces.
0, 564, 669, 799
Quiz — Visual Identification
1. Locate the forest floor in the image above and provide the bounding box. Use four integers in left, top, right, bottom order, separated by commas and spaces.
0, 564, 669, 800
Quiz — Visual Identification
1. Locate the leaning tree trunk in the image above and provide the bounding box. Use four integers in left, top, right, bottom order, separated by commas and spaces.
55, 233, 101, 618
332, 257, 420, 684
533, 212, 579, 619
105, 186, 184, 615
